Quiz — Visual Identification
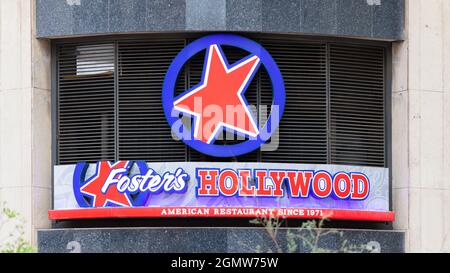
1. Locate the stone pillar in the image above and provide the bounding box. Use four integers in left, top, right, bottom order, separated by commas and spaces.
392, 0, 450, 252
0, 0, 51, 246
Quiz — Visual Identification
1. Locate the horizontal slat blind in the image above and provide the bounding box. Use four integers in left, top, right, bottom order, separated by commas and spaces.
260, 40, 328, 164
329, 44, 385, 167
55, 35, 387, 168
57, 43, 115, 164
117, 39, 186, 161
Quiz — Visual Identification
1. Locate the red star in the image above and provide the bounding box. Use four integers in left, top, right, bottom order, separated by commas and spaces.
174, 44, 260, 143
80, 161, 132, 207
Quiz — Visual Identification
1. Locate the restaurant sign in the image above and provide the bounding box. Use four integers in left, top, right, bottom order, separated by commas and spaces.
50, 161, 393, 221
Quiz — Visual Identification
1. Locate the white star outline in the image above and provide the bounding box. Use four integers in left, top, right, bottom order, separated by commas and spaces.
79, 161, 133, 207
173, 44, 261, 144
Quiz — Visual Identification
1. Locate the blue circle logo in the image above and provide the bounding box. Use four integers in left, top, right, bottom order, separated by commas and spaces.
162, 34, 285, 157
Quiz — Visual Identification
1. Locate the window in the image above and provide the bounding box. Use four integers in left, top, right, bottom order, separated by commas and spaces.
55, 35, 388, 168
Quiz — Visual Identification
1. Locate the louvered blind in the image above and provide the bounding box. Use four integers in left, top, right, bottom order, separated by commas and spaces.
329, 44, 385, 167
260, 40, 328, 163
117, 39, 187, 161
57, 43, 115, 164
55, 35, 387, 168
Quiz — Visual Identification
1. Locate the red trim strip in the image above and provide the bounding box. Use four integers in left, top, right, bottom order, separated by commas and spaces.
48, 207, 395, 222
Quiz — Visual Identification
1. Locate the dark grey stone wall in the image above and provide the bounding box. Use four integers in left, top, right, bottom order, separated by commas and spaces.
38, 227, 405, 253
36, 0, 404, 41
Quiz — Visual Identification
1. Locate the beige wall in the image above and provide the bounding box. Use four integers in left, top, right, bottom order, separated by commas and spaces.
392, 0, 450, 252
0, 0, 51, 245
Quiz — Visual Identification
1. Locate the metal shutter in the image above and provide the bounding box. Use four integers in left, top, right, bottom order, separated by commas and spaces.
117, 39, 186, 161
329, 44, 385, 167
55, 35, 387, 168
57, 43, 116, 164
260, 40, 328, 164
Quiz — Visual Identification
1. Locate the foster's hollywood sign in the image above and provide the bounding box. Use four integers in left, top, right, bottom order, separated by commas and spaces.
50, 34, 393, 221
52, 161, 391, 221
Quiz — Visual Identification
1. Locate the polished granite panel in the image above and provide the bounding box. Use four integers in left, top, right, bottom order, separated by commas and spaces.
109, 0, 147, 33
299, 0, 338, 35
147, 0, 186, 31
186, 0, 226, 30
38, 227, 405, 253
36, 0, 404, 41
226, 0, 262, 31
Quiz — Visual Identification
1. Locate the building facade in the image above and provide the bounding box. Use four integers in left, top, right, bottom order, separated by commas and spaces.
0, 0, 448, 253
